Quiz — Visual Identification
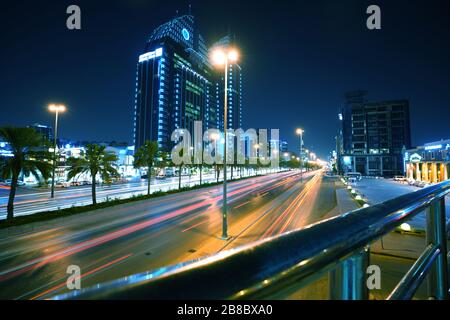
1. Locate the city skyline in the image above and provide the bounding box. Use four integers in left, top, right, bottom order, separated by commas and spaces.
1, 0, 449, 158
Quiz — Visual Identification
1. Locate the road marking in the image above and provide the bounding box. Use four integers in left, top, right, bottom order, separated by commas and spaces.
233, 200, 251, 209
181, 219, 212, 233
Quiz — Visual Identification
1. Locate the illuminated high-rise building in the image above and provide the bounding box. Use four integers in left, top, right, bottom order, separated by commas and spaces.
212, 35, 243, 131
133, 15, 219, 151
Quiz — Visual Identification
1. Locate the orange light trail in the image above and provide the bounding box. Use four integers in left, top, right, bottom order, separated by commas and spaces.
30, 253, 133, 300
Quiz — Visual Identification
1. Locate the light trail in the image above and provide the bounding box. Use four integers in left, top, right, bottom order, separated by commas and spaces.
30, 253, 133, 300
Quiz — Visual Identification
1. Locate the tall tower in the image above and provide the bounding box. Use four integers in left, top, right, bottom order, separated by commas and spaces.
211, 35, 243, 131
133, 15, 218, 151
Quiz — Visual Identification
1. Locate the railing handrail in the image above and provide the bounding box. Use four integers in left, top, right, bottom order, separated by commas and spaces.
52, 180, 450, 300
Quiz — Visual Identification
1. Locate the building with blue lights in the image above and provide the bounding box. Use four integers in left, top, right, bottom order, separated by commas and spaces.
337, 91, 411, 177
133, 15, 222, 151
404, 139, 450, 183
211, 35, 243, 131
28, 123, 53, 143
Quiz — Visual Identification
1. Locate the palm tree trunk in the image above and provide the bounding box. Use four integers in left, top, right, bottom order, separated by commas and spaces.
199, 164, 202, 185
6, 173, 18, 221
92, 174, 97, 205
147, 165, 151, 195
178, 165, 182, 189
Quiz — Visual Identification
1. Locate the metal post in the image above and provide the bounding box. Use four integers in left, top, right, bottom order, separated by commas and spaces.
426, 198, 448, 299
329, 246, 370, 300
50, 110, 59, 199
222, 59, 228, 240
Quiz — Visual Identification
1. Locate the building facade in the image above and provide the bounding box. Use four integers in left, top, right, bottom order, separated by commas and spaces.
338, 91, 411, 177
405, 140, 450, 183
280, 140, 288, 153
211, 35, 243, 131
133, 15, 243, 152
28, 123, 53, 142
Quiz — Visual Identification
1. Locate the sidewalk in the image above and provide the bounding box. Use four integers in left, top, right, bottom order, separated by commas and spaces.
333, 181, 438, 299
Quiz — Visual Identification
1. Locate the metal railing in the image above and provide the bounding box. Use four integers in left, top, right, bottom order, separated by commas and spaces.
53, 180, 450, 300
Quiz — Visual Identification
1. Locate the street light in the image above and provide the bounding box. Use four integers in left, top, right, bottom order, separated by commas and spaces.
48, 104, 66, 198
211, 47, 239, 240
296, 128, 304, 182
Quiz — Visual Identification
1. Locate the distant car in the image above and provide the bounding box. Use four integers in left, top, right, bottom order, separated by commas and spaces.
347, 177, 357, 183
345, 172, 362, 183
71, 181, 82, 186
4, 179, 26, 186
165, 168, 175, 177
394, 175, 407, 182
346, 172, 362, 180
55, 181, 70, 188
413, 180, 429, 188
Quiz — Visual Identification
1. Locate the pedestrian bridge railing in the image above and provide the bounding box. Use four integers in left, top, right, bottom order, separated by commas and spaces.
53, 180, 450, 300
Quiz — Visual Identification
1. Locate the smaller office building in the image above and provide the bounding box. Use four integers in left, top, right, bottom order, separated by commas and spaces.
404, 139, 450, 183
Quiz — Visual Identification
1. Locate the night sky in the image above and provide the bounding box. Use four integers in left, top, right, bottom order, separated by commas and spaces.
1, 0, 449, 158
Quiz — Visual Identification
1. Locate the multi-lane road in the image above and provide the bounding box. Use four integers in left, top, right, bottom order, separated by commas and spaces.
0, 172, 228, 219
0, 169, 337, 299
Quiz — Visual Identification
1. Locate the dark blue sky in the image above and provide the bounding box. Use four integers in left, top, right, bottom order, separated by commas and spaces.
1, 0, 449, 158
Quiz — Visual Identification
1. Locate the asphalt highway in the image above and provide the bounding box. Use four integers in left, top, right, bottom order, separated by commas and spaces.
0, 169, 337, 299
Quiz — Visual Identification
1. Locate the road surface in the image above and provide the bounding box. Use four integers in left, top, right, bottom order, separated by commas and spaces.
0, 172, 252, 219
0, 169, 336, 299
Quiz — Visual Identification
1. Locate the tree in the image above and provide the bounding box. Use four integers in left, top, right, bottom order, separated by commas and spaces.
67, 144, 119, 205
133, 141, 159, 195
171, 149, 186, 190
0, 127, 52, 221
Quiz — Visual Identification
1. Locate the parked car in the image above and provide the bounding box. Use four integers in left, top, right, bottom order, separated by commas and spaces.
55, 181, 70, 188
345, 172, 362, 181
413, 180, 429, 188
165, 168, 175, 177
4, 179, 26, 186
394, 175, 407, 182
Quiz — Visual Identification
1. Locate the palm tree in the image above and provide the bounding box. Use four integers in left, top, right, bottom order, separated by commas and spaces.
0, 127, 52, 221
133, 141, 159, 195
172, 149, 186, 190
67, 144, 119, 205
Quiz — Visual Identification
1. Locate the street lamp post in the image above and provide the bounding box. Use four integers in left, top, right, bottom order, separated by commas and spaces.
212, 47, 239, 240
48, 104, 66, 198
296, 128, 304, 183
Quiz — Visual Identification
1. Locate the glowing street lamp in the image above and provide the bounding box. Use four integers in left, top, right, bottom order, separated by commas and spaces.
296, 128, 304, 182
211, 47, 239, 240
48, 104, 66, 198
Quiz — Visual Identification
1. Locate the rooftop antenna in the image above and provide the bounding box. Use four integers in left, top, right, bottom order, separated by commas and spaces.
175, 9, 179, 17
188, 4, 192, 15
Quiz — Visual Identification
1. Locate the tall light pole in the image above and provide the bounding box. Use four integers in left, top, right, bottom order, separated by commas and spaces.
296, 128, 304, 183
211, 47, 239, 240
48, 104, 66, 198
